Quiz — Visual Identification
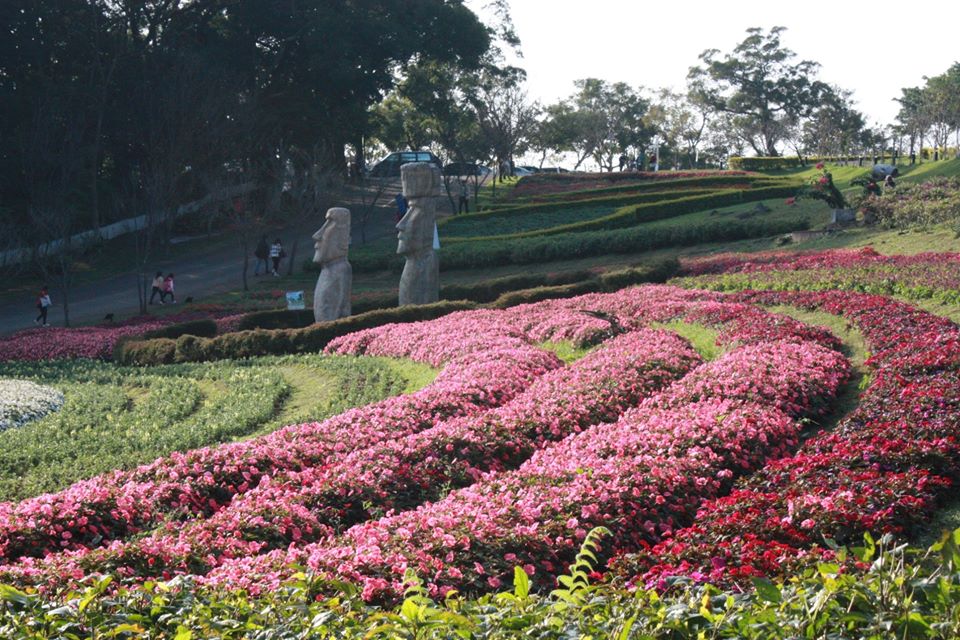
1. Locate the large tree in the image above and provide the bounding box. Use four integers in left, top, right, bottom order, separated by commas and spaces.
541, 79, 650, 171
689, 26, 827, 156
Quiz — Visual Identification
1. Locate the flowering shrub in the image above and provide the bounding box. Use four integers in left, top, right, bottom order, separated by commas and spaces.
796, 163, 847, 209
0, 380, 64, 431
678, 248, 960, 304
859, 177, 960, 230
0, 310, 243, 362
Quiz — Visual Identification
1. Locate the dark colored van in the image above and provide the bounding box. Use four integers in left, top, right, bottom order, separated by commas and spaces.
368, 151, 443, 177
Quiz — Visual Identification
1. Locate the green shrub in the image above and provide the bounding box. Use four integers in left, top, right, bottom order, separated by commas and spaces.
237, 309, 316, 331
112, 337, 176, 366
489, 280, 602, 308
449, 183, 800, 243
441, 270, 594, 303
114, 301, 478, 365
140, 319, 218, 340
599, 258, 680, 289
432, 216, 807, 271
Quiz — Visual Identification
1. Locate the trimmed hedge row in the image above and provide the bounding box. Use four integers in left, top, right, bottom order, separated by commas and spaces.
474, 175, 765, 214
114, 301, 477, 366
116, 258, 681, 365
139, 319, 218, 340
729, 155, 899, 171
437, 215, 807, 270
449, 182, 800, 243
345, 209, 807, 275
442, 187, 724, 237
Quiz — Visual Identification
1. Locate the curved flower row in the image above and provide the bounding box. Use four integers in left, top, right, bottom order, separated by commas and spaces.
1, 329, 701, 586
0, 380, 65, 431
0, 314, 564, 564
200, 333, 847, 601
0, 310, 238, 362
678, 247, 960, 304
617, 290, 960, 588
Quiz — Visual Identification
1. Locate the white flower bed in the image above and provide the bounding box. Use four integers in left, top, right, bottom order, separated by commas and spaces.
0, 379, 65, 431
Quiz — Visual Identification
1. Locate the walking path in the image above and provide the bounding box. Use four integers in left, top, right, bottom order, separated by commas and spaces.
0, 182, 409, 337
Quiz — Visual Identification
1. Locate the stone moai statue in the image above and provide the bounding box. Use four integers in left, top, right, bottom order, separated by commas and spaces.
397, 162, 440, 306
312, 207, 352, 322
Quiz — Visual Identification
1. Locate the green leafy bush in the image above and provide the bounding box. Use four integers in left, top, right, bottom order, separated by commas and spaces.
115, 301, 477, 366
449, 183, 800, 243
860, 177, 960, 231
1, 529, 958, 638
139, 319, 218, 340
435, 216, 807, 271
237, 309, 316, 331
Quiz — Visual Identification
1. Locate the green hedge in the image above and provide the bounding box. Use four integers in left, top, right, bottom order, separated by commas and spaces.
115, 301, 477, 366
118, 258, 681, 365
436, 215, 807, 270
139, 319, 218, 340
237, 309, 316, 331
449, 183, 800, 243
729, 155, 901, 171
484, 174, 763, 209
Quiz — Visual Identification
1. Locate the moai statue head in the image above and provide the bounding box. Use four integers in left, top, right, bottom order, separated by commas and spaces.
312, 207, 351, 265
397, 162, 440, 256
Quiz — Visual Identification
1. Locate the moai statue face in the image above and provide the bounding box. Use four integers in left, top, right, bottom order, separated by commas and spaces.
397, 163, 440, 256
312, 207, 351, 264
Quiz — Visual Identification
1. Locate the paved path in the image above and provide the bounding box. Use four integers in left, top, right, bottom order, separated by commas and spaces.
0, 183, 411, 337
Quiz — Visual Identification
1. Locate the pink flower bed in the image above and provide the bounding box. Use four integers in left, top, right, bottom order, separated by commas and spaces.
0, 285, 861, 600
7, 328, 701, 584
617, 290, 960, 588
0, 309, 244, 362
0, 314, 562, 565
202, 330, 846, 600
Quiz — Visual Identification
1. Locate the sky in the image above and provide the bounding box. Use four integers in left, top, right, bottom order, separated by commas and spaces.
468, 0, 960, 128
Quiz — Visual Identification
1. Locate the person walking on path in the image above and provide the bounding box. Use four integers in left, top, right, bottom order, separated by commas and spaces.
394, 193, 408, 223
34, 286, 52, 326
457, 179, 469, 214
161, 273, 177, 303
149, 271, 165, 305
269, 238, 284, 276
254, 235, 270, 276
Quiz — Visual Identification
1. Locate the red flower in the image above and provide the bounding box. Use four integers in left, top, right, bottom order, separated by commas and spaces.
815, 162, 825, 170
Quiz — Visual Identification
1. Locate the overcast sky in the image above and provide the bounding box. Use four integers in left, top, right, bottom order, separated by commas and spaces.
470, 0, 959, 127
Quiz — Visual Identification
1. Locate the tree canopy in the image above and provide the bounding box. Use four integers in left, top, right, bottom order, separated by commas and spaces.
688, 26, 827, 156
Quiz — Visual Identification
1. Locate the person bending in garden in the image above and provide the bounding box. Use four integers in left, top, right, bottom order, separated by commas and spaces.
34, 286, 51, 326
149, 271, 165, 305
161, 273, 176, 303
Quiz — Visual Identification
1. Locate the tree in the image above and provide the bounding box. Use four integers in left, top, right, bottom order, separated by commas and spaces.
689, 26, 827, 156
646, 89, 710, 169
469, 67, 540, 182
542, 79, 650, 171
794, 87, 866, 159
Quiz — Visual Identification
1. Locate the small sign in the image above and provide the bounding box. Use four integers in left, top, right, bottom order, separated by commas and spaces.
285, 290, 305, 310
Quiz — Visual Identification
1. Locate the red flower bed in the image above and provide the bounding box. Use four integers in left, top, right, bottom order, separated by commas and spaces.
616, 290, 960, 588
